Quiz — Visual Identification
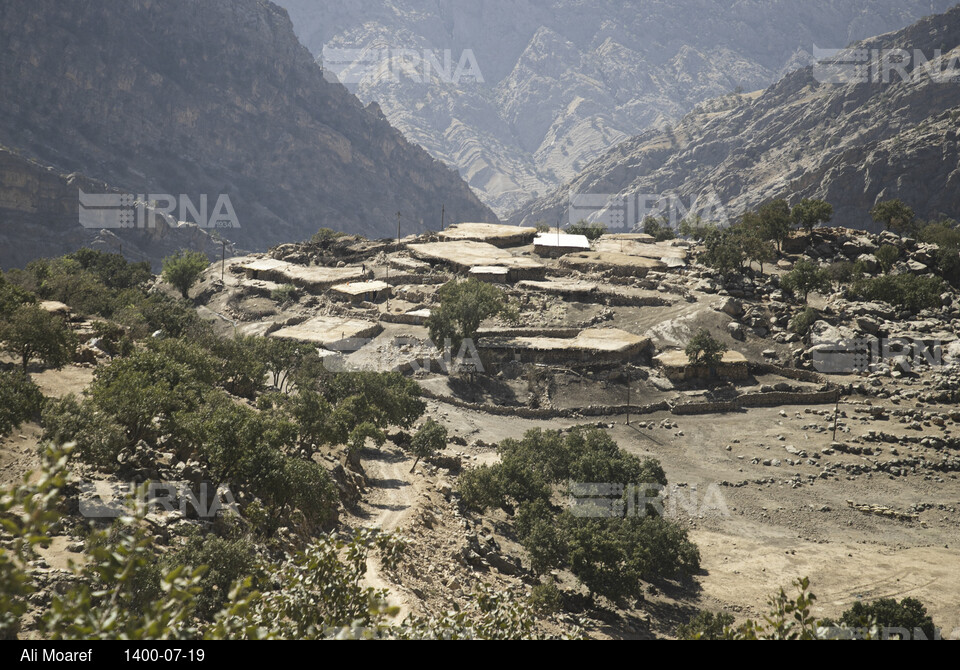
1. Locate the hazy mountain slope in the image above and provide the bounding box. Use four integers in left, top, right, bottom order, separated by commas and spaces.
0, 0, 494, 268
278, 0, 957, 215
509, 5, 960, 231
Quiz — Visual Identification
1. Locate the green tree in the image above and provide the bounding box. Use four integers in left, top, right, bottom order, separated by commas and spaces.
685, 328, 727, 368
88, 342, 214, 445
161, 250, 209, 299
427, 278, 518, 354
758, 199, 792, 252
323, 371, 426, 453
642, 215, 676, 242
699, 227, 746, 275
791, 199, 833, 239
935, 247, 960, 287
0, 371, 43, 437
781, 260, 831, 303
457, 427, 698, 603
740, 226, 776, 274
679, 215, 716, 241
0, 271, 36, 318
871, 200, 916, 235
209, 335, 268, 399
840, 597, 937, 640
0, 304, 76, 371
254, 337, 321, 393
67, 248, 151, 290
409, 418, 447, 472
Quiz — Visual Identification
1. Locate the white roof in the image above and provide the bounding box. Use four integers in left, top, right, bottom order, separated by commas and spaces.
534, 233, 591, 249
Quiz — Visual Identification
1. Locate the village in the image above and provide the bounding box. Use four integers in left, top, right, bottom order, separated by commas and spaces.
5, 220, 960, 638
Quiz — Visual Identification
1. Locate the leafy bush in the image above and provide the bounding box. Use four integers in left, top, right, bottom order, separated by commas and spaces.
641, 216, 676, 242
566, 220, 607, 241
0, 271, 36, 318
679, 215, 717, 241
169, 533, 260, 621
850, 274, 946, 313
824, 260, 858, 284
529, 582, 563, 615
322, 371, 426, 452
457, 465, 505, 512
789, 307, 819, 336
270, 284, 298, 304
208, 335, 267, 399
676, 610, 737, 640
88, 342, 214, 445
41, 395, 126, 469
699, 227, 746, 275
875, 244, 899, 273
67, 248, 151, 290
18, 258, 116, 317
311, 227, 346, 244
918, 220, 960, 249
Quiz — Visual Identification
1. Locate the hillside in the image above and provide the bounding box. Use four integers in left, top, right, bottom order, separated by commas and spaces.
278, 0, 957, 215
510, 5, 960, 230
0, 0, 495, 269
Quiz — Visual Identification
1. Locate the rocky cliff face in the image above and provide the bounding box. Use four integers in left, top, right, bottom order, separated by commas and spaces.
510, 5, 960, 232
0, 0, 494, 268
278, 0, 957, 216
0, 149, 234, 271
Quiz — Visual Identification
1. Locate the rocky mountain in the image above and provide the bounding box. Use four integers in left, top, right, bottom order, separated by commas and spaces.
0, 148, 235, 271
0, 0, 494, 269
277, 0, 957, 216
510, 5, 960, 232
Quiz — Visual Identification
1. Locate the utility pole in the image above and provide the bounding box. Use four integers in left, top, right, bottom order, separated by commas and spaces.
626, 372, 631, 426
396, 211, 401, 245
441, 204, 445, 231
221, 239, 225, 282
832, 390, 840, 441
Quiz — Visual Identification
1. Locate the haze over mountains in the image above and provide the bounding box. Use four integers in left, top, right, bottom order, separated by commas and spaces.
0, 0, 493, 269
278, 0, 958, 216
511, 5, 960, 232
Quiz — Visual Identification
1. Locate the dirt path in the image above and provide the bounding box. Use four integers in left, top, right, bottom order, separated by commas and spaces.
354, 447, 420, 622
